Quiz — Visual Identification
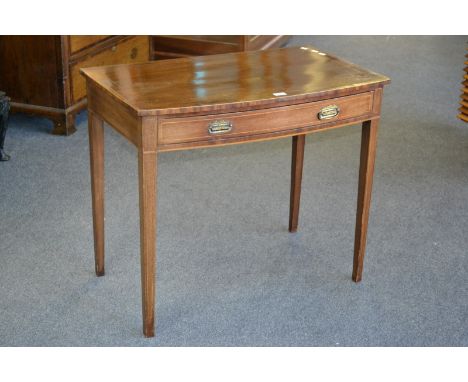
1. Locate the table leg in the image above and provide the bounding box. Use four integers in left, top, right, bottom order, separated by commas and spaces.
353, 119, 379, 282
88, 111, 105, 276
138, 149, 157, 337
289, 134, 306, 232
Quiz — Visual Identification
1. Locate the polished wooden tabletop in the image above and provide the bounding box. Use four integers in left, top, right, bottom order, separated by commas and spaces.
81, 46, 390, 116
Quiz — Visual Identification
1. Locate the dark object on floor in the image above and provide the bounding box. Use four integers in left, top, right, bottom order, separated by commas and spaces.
0, 91, 10, 161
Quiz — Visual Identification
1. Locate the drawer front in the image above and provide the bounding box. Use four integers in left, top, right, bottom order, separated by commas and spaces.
158, 92, 373, 146
69, 35, 111, 54
70, 36, 149, 103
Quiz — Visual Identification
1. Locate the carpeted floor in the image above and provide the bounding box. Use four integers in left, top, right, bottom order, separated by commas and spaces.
1, 36, 467, 346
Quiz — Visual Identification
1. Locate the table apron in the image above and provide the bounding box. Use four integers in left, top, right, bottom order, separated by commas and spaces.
157, 113, 379, 152
157, 91, 376, 151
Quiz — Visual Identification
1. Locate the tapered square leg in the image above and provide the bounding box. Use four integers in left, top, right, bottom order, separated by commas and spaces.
88, 111, 105, 277
353, 119, 379, 282
138, 149, 157, 337
289, 134, 306, 232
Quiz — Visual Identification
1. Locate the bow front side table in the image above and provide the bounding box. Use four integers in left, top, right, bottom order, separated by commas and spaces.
82, 46, 390, 337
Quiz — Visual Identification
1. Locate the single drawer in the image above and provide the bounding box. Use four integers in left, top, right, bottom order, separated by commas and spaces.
69, 35, 111, 54
71, 36, 149, 103
158, 92, 374, 146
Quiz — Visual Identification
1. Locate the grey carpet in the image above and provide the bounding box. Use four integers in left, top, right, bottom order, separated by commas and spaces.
1, 36, 467, 346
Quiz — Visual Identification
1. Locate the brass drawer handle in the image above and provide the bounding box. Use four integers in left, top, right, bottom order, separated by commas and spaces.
130, 48, 138, 59
318, 105, 340, 120
208, 120, 233, 134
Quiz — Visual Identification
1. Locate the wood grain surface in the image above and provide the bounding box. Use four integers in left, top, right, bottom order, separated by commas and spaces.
82, 46, 389, 116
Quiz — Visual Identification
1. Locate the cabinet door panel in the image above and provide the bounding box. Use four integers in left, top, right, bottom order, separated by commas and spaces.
70, 36, 149, 103
69, 36, 111, 54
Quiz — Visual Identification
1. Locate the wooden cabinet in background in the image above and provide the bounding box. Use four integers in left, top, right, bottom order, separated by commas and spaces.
0, 36, 288, 135
0, 36, 150, 135
151, 35, 290, 60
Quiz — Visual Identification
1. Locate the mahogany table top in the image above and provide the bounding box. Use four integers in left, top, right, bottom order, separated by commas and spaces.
81, 46, 390, 116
